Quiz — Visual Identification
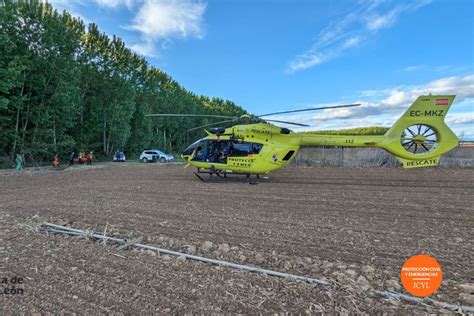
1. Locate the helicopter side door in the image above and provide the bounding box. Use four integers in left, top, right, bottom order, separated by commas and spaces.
190, 139, 230, 164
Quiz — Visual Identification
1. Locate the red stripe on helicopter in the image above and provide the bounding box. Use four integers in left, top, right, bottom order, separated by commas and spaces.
435, 98, 449, 106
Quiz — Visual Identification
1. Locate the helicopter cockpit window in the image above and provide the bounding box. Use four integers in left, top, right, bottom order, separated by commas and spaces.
229, 142, 263, 157
190, 140, 264, 162
192, 140, 230, 163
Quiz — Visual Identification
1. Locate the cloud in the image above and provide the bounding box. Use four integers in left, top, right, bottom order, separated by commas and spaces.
366, 0, 433, 31
46, 0, 207, 57
286, 0, 432, 72
287, 53, 326, 72
445, 112, 474, 125
322, 74, 474, 121
267, 74, 474, 139
42, 0, 92, 23
44, 0, 81, 9
379, 75, 474, 107
127, 0, 206, 56
401, 65, 426, 72
129, 0, 206, 39
342, 36, 362, 49
94, 0, 135, 9
129, 41, 159, 58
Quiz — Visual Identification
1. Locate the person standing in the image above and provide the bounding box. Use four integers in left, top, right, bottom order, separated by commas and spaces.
15, 153, 24, 171
69, 151, 75, 165
87, 151, 93, 165
53, 154, 60, 168
79, 152, 86, 165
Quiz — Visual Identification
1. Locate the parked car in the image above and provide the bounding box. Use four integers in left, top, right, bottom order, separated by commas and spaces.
113, 150, 126, 162
139, 150, 159, 163
140, 150, 173, 163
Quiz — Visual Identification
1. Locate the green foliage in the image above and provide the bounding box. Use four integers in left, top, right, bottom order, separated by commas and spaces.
305, 126, 389, 136
0, 0, 247, 162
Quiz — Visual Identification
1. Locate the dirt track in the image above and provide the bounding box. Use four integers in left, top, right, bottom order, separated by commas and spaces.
1, 163, 473, 313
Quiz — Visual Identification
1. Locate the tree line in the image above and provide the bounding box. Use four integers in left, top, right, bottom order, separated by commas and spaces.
0, 0, 247, 164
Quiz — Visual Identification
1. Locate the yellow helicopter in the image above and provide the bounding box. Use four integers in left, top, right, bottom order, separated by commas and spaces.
148, 95, 458, 182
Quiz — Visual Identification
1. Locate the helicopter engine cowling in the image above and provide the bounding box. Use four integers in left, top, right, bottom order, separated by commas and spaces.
209, 127, 226, 135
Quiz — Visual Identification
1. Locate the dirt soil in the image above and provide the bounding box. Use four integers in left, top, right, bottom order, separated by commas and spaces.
1, 163, 473, 313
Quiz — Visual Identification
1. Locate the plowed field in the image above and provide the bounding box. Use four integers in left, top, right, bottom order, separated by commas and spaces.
1, 163, 473, 313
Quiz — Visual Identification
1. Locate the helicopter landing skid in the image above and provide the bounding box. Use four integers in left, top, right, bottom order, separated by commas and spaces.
194, 169, 263, 184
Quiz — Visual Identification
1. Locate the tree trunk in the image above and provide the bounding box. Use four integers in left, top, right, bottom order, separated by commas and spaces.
13, 72, 27, 153
13, 106, 20, 153
103, 111, 107, 154
53, 120, 57, 150
163, 130, 166, 151
20, 103, 30, 153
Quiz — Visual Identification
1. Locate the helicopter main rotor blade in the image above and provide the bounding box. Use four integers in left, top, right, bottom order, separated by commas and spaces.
147, 114, 239, 119
258, 103, 361, 117
263, 119, 310, 127
187, 118, 240, 132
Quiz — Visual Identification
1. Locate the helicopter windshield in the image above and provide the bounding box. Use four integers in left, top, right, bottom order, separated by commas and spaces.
182, 139, 204, 156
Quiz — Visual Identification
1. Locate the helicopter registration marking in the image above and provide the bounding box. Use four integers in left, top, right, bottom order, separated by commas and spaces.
409, 110, 444, 117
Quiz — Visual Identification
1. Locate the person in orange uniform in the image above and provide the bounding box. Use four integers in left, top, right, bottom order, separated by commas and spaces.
80, 152, 86, 164
87, 151, 93, 165
53, 154, 60, 168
